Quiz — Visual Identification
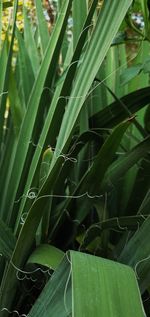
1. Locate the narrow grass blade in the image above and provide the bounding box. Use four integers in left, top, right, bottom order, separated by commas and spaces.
0, 129, 18, 214
0, 37, 8, 95
35, 0, 49, 54
23, 6, 40, 77
8, 70, 24, 135
0, 0, 18, 147
16, 27, 35, 105
73, 0, 88, 48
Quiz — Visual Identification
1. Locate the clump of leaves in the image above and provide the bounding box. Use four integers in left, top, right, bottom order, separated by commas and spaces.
0, 0, 149, 316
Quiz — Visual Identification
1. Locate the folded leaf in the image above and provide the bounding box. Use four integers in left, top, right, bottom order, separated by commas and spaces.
28, 251, 145, 317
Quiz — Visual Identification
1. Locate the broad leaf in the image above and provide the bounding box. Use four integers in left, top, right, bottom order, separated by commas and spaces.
27, 244, 64, 270
28, 251, 145, 317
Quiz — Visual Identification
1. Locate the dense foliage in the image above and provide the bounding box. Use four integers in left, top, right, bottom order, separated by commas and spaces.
0, 0, 149, 316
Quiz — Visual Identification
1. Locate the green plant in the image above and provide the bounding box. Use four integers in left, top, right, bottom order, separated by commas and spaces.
0, 0, 149, 316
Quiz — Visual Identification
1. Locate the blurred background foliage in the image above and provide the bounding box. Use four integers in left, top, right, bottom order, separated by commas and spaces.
1, 0, 103, 41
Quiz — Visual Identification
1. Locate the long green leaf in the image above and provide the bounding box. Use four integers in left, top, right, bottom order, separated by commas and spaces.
126, 154, 150, 215
52, 0, 133, 159
8, 70, 24, 135
0, 35, 8, 94
3, 0, 72, 226
23, 6, 40, 77
54, 119, 132, 233
0, 128, 18, 210
0, 2, 73, 313
35, 0, 133, 237
138, 189, 150, 215
0, 219, 16, 259
102, 136, 150, 191
79, 120, 131, 195
15, 0, 99, 230
28, 251, 145, 317
29, 251, 71, 317
4, 0, 132, 281
89, 87, 150, 129
0, 0, 18, 148
0, 1, 134, 314
0, 1, 2, 49
16, 27, 35, 105
73, 0, 88, 48
119, 217, 150, 294
35, 0, 49, 54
